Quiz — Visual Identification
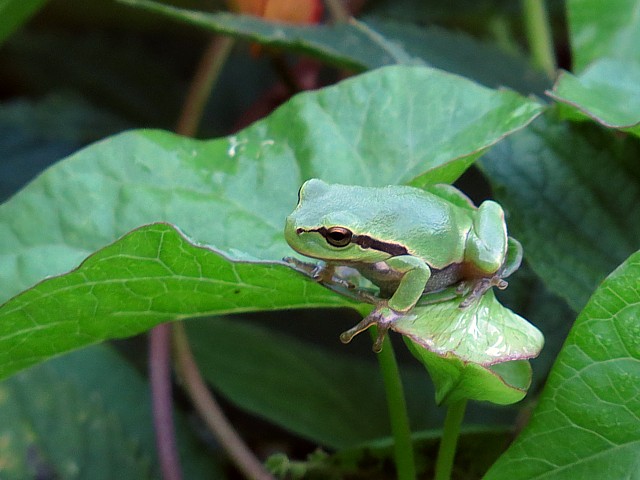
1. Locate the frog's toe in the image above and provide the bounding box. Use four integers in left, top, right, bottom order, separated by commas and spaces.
339, 316, 377, 344
458, 276, 508, 308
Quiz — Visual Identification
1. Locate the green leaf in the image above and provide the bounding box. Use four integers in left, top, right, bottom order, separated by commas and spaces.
3, 31, 186, 127
0, 66, 542, 379
118, 0, 414, 70
394, 291, 543, 366
42, 345, 223, 479
547, 58, 640, 136
0, 65, 543, 303
0, 223, 354, 380
0, 93, 130, 201
480, 115, 640, 311
396, 291, 542, 405
0, 0, 48, 46
0, 362, 151, 479
484, 250, 640, 480
365, 18, 550, 95
567, 0, 640, 72
187, 317, 427, 448
118, 0, 550, 94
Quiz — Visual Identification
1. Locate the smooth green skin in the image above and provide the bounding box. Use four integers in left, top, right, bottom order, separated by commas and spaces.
285, 179, 520, 350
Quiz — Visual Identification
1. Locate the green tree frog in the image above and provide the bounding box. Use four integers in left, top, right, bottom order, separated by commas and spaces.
284, 179, 522, 352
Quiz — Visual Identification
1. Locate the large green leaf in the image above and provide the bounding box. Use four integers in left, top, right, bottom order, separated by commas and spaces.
548, 59, 640, 136
0, 66, 541, 379
484, 250, 640, 479
567, 0, 640, 72
480, 115, 640, 311
0, 223, 355, 380
0, 65, 542, 303
0, 0, 48, 46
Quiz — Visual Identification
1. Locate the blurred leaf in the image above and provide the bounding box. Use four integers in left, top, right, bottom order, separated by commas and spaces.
43, 345, 223, 479
187, 316, 430, 448
0, 223, 355, 380
548, 58, 640, 136
366, 18, 550, 95
567, 0, 640, 72
0, 93, 130, 201
2, 31, 186, 126
480, 115, 640, 311
0, 363, 151, 479
0, 0, 47, 46
0, 65, 543, 303
398, 291, 541, 405
119, 0, 550, 94
484, 250, 640, 479
119, 0, 420, 70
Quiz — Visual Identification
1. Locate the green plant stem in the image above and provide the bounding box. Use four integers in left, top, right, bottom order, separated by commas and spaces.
522, 0, 556, 78
374, 330, 416, 480
173, 324, 274, 480
175, 35, 235, 136
434, 400, 467, 480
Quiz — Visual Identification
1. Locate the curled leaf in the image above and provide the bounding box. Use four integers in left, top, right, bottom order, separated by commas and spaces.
393, 291, 543, 404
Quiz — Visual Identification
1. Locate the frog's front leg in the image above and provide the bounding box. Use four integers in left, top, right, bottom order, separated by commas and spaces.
283, 257, 355, 290
340, 255, 431, 352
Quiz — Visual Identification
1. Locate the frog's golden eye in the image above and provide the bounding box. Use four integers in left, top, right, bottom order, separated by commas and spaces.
325, 227, 352, 247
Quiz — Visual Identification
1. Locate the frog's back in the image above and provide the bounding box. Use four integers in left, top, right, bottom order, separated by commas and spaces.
318, 182, 473, 268
377, 185, 472, 267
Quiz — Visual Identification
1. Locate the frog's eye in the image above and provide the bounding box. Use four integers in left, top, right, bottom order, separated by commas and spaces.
325, 227, 352, 247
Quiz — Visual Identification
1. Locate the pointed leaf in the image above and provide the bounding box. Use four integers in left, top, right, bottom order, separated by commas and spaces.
484, 250, 640, 479
393, 290, 544, 366
0, 0, 48, 46
548, 59, 640, 136
567, 0, 640, 72
0, 223, 355, 380
120, 0, 550, 94
396, 291, 542, 405
480, 115, 640, 311
1, 65, 543, 304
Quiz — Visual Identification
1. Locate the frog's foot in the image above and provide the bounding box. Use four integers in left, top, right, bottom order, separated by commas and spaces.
458, 275, 508, 308
339, 306, 403, 353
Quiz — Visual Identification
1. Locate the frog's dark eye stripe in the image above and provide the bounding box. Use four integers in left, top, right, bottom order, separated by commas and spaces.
355, 236, 408, 256
303, 227, 408, 256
